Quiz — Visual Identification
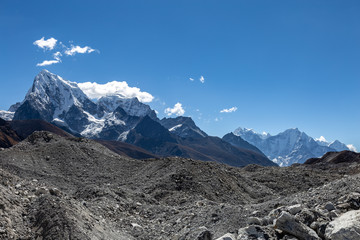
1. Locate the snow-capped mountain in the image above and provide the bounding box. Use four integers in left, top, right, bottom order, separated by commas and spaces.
315, 136, 352, 152
233, 127, 353, 166
0, 70, 280, 167
12, 70, 154, 140
98, 95, 157, 119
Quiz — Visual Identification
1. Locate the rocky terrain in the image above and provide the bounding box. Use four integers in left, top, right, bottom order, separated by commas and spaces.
0, 131, 359, 239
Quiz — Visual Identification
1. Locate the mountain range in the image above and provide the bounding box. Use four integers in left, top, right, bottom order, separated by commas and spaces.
232, 127, 354, 166
0, 70, 275, 167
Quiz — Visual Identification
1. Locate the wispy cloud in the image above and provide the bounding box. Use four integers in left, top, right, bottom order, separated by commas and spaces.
220, 107, 237, 113
78, 81, 154, 103
189, 77, 194, 81
34, 37, 98, 67
36, 60, 60, 67
164, 103, 185, 116
33, 37, 57, 50
53, 51, 62, 61
65, 45, 96, 56
200, 75, 205, 83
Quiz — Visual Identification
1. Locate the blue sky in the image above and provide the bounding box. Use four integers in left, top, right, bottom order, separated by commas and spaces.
0, 0, 359, 149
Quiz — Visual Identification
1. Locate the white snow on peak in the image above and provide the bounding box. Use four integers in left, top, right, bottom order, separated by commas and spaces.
233, 127, 270, 140
235, 126, 353, 166
0, 110, 14, 121
316, 136, 328, 143
26, 69, 90, 118
347, 144, 357, 152
98, 95, 154, 117
169, 124, 183, 132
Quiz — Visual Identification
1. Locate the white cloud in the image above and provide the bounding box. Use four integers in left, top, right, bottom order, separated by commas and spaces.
78, 81, 154, 103
347, 144, 357, 152
65, 45, 95, 56
53, 51, 62, 61
215, 117, 219, 122
164, 103, 185, 116
189, 77, 194, 81
33, 37, 57, 50
36, 60, 60, 67
200, 75, 205, 83
220, 107, 238, 113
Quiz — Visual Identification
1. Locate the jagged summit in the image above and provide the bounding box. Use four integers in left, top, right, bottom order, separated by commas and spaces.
12, 70, 157, 139
160, 116, 207, 139
98, 95, 157, 119
232, 127, 353, 166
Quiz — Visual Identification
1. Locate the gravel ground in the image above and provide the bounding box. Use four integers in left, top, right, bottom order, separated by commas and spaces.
0, 131, 359, 239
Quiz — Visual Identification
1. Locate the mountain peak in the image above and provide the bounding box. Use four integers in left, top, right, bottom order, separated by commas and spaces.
234, 126, 353, 166
160, 116, 207, 138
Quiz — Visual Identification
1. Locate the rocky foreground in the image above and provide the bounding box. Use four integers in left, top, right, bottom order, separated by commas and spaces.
0, 131, 359, 239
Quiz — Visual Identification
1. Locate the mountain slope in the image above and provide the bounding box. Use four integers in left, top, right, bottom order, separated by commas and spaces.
12, 70, 154, 141
160, 116, 207, 139
305, 150, 360, 165
0, 118, 22, 148
10, 119, 73, 139
222, 132, 265, 156
126, 116, 276, 167
233, 127, 353, 166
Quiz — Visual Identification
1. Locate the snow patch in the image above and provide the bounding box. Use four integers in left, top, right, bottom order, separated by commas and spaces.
0, 110, 14, 121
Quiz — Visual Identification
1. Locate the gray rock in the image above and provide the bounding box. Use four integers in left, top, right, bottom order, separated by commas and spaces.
324, 202, 335, 211
247, 217, 262, 225
288, 204, 303, 215
294, 209, 316, 227
215, 233, 236, 240
237, 225, 269, 240
196, 227, 213, 240
327, 211, 338, 220
325, 210, 360, 240
274, 211, 320, 240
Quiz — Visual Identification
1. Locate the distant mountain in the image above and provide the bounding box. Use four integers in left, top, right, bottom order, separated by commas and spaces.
12, 70, 154, 141
3, 70, 275, 167
126, 116, 277, 167
233, 127, 353, 166
222, 132, 265, 156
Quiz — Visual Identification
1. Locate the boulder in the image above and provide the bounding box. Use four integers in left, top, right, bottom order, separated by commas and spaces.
237, 225, 269, 240
215, 233, 236, 240
247, 217, 262, 225
274, 211, 320, 240
325, 210, 360, 240
288, 204, 303, 215
324, 202, 335, 211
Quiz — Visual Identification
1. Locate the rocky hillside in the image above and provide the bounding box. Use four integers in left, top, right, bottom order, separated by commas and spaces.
0, 131, 359, 239
0, 118, 22, 148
